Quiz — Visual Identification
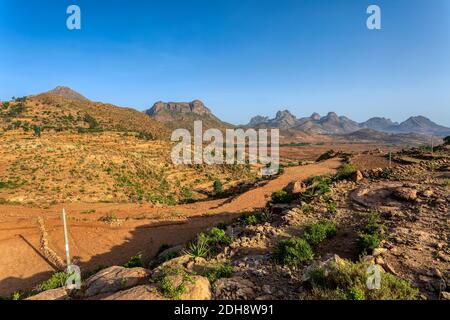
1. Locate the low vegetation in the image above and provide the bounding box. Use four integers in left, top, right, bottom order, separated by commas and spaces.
274, 238, 315, 267
306, 260, 419, 300
271, 190, 294, 204
357, 212, 387, 255
123, 254, 144, 268
36, 272, 68, 292
303, 220, 337, 246
206, 263, 233, 283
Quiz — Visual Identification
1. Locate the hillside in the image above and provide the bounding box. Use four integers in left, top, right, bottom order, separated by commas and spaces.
145, 100, 234, 131
1, 87, 169, 140
338, 128, 441, 145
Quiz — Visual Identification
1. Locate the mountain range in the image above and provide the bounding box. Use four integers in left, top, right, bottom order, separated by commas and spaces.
2, 87, 448, 143
246, 110, 450, 137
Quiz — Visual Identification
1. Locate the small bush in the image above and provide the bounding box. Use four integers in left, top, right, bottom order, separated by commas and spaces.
274, 238, 314, 267
199, 227, 232, 247
206, 263, 233, 283
98, 213, 118, 223
299, 176, 332, 203
306, 260, 418, 300
123, 254, 143, 268
271, 190, 294, 204
303, 220, 337, 246
185, 238, 210, 258
37, 272, 68, 292
357, 212, 386, 254
334, 163, 356, 181
158, 267, 193, 300
213, 179, 223, 195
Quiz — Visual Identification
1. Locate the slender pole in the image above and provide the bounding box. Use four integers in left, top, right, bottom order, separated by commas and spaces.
61, 208, 71, 267
431, 136, 434, 155
389, 151, 392, 168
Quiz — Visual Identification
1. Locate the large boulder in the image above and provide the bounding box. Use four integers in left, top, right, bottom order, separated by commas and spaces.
351, 170, 364, 182
102, 284, 165, 300
392, 187, 417, 201
174, 275, 212, 300
84, 266, 151, 297
26, 288, 68, 300
284, 181, 306, 194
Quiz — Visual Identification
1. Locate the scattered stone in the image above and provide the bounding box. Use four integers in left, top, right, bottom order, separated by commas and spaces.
372, 248, 388, 257
351, 170, 364, 182
392, 187, 418, 201
214, 277, 255, 300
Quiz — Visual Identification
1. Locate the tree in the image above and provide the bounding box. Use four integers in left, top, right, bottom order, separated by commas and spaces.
32, 125, 42, 137
213, 179, 223, 195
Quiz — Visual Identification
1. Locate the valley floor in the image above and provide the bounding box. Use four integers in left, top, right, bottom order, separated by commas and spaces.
0, 158, 341, 296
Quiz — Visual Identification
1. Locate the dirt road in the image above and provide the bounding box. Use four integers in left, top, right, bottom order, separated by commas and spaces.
0, 158, 341, 296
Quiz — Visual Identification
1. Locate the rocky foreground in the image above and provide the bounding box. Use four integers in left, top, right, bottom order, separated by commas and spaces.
26, 147, 450, 300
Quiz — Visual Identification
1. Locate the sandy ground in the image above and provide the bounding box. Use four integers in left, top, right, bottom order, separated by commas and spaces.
0, 158, 341, 296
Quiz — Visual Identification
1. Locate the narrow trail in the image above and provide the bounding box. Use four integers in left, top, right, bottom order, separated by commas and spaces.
0, 158, 341, 296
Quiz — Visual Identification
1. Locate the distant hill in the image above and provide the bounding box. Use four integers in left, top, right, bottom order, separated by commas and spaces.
360, 117, 398, 132
145, 100, 233, 131
0, 87, 169, 139
248, 111, 360, 134
338, 128, 441, 145
246, 110, 450, 137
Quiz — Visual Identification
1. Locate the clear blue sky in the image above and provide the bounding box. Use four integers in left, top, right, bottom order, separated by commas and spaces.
0, 0, 449, 125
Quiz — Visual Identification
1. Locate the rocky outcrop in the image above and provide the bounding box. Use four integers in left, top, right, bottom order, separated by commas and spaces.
102, 285, 165, 300
84, 266, 151, 297
146, 100, 212, 117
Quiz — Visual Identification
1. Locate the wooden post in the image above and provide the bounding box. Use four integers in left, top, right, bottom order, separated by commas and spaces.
61, 208, 71, 267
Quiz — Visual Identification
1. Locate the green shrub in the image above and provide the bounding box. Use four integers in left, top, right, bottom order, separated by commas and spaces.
84, 114, 99, 129
213, 179, 223, 195
299, 176, 332, 202
206, 263, 233, 283
357, 212, 386, 254
199, 227, 232, 246
357, 233, 384, 254
123, 254, 143, 268
158, 267, 193, 300
274, 237, 314, 267
306, 259, 418, 300
303, 220, 337, 246
37, 272, 68, 292
185, 238, 210, 258
271, 190, 294, 204
334, 163, 356, 181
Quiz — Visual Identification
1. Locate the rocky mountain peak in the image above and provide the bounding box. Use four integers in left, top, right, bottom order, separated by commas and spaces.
44, 86, 89, 101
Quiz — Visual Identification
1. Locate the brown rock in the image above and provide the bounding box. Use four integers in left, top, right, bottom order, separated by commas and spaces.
392, 187, 418, 201
102, 284, 165, 300
214, 277, 255, 300
284, 181, 305, 194
26, 288, 68, 300
351, 170, 364, 182
84, 266, 151, 297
